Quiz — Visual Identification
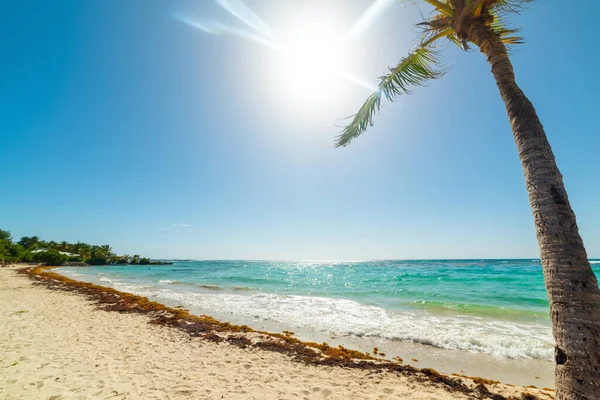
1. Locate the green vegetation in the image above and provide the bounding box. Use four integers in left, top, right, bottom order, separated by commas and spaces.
0, 229, 32, 263
32, 249, 69, 266
0, 228, 168, 266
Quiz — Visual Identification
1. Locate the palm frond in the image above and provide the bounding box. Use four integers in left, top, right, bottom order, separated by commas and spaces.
472, 1, 485, 17
335, 92, 381, 148
336, 46, 441, 147
459, 0, 533, 20
447, 33, 470, 50
417, 14, 452, 32
421, 0, 455, 17
379, 45, 441, 100
417, 14, 467, 50
490, 14, 523, 46
487, 0, 535, 16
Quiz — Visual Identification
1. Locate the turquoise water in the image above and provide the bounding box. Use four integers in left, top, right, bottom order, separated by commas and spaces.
58, 259, 600, 361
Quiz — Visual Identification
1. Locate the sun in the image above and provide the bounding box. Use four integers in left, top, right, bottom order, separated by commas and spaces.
175, 1, 377, 107
277, 24, 348, 102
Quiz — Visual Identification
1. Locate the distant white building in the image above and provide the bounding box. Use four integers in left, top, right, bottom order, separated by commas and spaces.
31, 249, 80, 257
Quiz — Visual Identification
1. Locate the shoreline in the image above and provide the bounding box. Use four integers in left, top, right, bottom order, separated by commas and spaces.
58, 264, 555, 387
170, 299, 554, 388
1, 265, 555, 399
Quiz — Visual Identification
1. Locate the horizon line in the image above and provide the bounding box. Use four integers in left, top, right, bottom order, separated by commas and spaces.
143, 257, 600, 262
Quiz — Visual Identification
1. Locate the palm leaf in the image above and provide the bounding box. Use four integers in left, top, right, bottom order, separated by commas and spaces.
447, 33, 469, 50
472, 1, 485, 17
417, 14, 453, 34
490, 14, 523, 46
487, 0, 535, 15
459, 0, 533, 20
336, 46, 441, 147
421, 0, 455, 17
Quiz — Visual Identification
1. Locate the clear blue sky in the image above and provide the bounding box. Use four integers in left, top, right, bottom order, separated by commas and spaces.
1, 0, 598, 260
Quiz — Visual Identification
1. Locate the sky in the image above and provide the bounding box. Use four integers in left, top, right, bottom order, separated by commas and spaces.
1, 0, 599, 260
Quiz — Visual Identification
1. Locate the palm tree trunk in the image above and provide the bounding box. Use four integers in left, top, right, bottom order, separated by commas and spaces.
468, 24, 600, 400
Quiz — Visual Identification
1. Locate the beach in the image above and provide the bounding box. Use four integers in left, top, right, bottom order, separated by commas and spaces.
0, 266, 554, 399
56, 260, 560, 387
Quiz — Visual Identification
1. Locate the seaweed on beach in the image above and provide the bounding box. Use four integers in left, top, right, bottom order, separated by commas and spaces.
19, 266, 547, 400
475, 383, 509, 400
226, 335, 252, 349
253, 339, 321, 364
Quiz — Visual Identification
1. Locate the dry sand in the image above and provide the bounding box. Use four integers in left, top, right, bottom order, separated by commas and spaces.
0, 266, 554, 399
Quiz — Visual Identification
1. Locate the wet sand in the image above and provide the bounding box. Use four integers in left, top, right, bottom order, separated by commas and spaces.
189, 306, 554, 388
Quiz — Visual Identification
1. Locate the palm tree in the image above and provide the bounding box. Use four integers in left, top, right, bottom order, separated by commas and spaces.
74, 242, 92, 259
337, 1, 600, 398
17, 236, 40, 250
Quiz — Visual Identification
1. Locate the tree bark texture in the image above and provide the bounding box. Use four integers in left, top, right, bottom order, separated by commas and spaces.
469, 24, 600, 400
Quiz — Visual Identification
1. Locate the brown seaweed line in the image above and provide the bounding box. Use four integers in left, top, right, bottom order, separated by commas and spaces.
19, 266, 551, 400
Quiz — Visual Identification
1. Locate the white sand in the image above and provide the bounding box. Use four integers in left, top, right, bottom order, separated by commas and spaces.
0, 267, 554, 399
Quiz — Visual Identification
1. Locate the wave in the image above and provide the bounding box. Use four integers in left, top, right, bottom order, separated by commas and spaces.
197, 284, 224, 290
232, 286, 254, 291
56, 262, 557, 361
123, 287, 553, 361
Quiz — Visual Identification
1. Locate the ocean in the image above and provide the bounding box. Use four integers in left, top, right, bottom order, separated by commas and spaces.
57, 259, 600, 362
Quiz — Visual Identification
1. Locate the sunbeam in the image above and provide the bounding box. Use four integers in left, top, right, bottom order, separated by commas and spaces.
174, 14, 279, 49
347, 0, 395, 39
173, 14, 219, 35
212, 22, 279, 49
345, 74, 378, 91
214, 0, 277, 40
174, 0, 391, 101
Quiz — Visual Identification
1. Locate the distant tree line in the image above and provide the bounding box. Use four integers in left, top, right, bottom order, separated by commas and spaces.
0, 228, 162, 266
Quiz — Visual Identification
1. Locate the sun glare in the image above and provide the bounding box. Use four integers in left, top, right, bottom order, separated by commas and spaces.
175, 0, 385, 109
277, 24, 347, 102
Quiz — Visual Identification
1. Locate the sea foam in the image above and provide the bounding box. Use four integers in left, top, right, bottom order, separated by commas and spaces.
57, 260, 566, 361
126, 286, 553, 360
